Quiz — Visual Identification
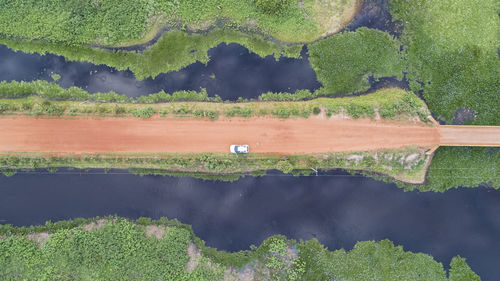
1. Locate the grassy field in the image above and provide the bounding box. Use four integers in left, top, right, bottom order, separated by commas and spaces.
389, 0, 500, 125
0, 0, 358, 46
0, 217, 479, 280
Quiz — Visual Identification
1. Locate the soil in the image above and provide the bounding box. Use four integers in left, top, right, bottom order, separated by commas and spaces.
0, 116, 441, 154
224, 266, 255, 281
82, 219, 107, 231
26, 232, 50, 247
144, 225, 168, 240
186, 242, 202, 273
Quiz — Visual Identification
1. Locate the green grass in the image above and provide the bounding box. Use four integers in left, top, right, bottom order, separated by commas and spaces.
0, 217, 479, 280
389, 0, 500, 125
308, 27, 404, 95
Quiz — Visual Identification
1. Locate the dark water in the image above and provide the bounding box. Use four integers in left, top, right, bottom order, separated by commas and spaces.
1, 169, 499, 280
346, 0, 402, 36
0, 44, 321, 100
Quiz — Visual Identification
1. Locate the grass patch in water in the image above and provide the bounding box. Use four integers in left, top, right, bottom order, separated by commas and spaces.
308, 27, 404, 95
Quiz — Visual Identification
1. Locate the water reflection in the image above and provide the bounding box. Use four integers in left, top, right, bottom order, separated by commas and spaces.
0, 44, 321, 100
0, 169, 499, 280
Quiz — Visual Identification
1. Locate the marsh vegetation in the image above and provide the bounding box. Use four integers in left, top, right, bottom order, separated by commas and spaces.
0, 217, 480, 280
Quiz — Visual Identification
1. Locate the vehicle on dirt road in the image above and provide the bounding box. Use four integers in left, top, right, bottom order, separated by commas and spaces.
230, 145, 249, 154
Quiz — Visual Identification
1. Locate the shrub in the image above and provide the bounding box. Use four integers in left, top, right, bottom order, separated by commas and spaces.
345, 103, 374, 119
206, 110, 219, 121
68, 108, 78, 116
258, 90, 314, 101
272, 108, 291, 118
21, 101, 34, 111
193, 110, 219, 120
198, 154, 235, 172
193, 110, 205, 118
38, 100, 64, 116
159, 109, 169, 117
300, 108, 311, 118
114, 106, 127, 115
276, 160, 294, 174
131, 107, 156, 118
0, 102, 11, 113
95, 105, 110, 115
225, 107, 252, 117
313, 106, 321, 115
174, 107, 192, 115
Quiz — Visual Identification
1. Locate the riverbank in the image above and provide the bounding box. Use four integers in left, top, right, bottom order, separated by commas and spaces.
0, 147, 431, 185
0, 85, 430, 120
0, 216, 480, 280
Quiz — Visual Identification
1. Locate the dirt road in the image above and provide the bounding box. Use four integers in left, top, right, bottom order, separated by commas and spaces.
0, 116, 440, 154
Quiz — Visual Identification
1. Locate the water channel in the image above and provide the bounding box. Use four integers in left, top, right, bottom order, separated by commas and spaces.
0, 43, 323, 101
1, 169, 499, 280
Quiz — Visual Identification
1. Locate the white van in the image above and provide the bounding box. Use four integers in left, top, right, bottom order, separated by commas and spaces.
230, 145, 249, 154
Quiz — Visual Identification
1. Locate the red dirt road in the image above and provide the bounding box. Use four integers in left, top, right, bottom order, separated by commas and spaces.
0, 116, 441, 154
